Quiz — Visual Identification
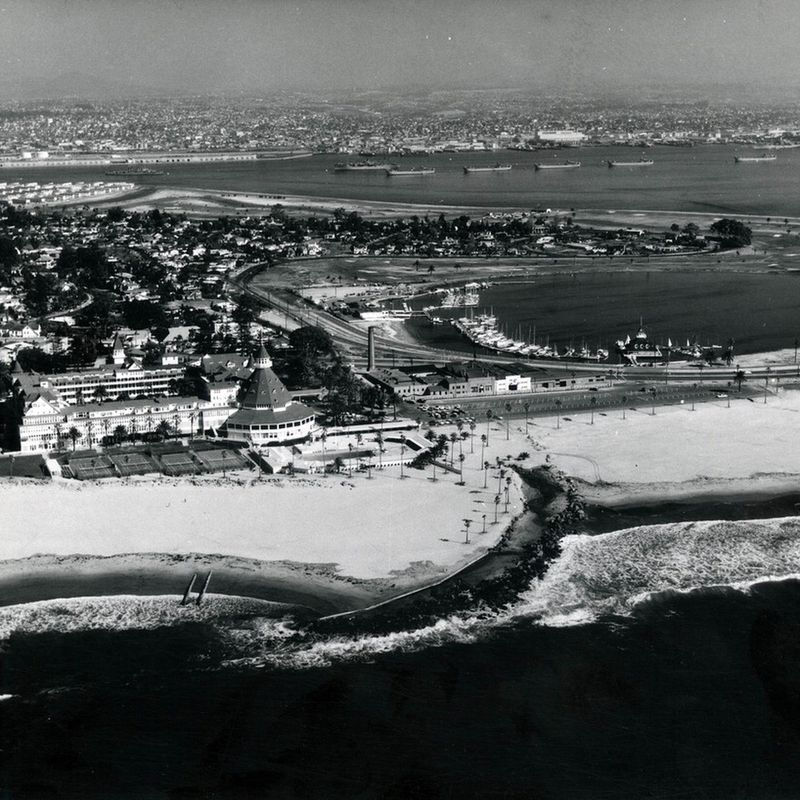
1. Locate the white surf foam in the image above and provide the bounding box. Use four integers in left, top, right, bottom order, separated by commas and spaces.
0, 593, 291, 640
6, 518, 800, 670
510, 517, 800, 626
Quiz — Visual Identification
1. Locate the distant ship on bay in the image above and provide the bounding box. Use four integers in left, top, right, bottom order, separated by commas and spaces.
334, 161, 394, 171
607, 157, 654, 167
104, 168, 167, 176
386, 167, 435, 176
463, 163, 512, 173
534, 160, 581, 170
734, 153, 778, 163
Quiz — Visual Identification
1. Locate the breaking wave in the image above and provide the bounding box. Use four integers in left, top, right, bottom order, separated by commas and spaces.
511, 516, 800, 626
4, 518, 800, 670
0, 594, 292, 640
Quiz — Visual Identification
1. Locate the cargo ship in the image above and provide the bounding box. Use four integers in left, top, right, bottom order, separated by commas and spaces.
734, 153, 777, 163
463, 163, 512, 173
104, 168, 167, 176
534, 160, 581, 170
333, 161, 394, 171
386, 167, 435, 176
607, 157, 654, 167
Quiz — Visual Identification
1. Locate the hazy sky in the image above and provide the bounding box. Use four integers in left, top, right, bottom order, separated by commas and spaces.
1, 0, 799, 95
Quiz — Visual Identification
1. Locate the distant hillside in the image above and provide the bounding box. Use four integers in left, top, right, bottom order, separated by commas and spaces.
0, 71, 181, 101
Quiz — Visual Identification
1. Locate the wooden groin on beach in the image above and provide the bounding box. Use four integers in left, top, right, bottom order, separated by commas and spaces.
179, 571, 212, 606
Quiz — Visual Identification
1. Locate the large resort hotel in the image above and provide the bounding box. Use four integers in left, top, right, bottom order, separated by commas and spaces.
223, 344, 315, 445
12, 342, 316, 452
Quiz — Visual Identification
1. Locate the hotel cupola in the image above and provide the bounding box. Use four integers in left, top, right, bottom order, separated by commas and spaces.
223, 343, 315, 445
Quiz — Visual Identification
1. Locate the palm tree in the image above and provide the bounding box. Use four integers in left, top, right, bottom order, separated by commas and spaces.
67, 426, 81, 451
493, 493, 501, 523
399, 434, 407, 479
480, 433, 487, 464
590, 395, 597, 425
463, 518, 472, 544
347, 442, 354, 477
85, 420, 94, 448
483, 460, 490, 489
469, 421, 476, 453
320, 430, 327, 468
458, 452, 465, 484
113, 425, 127, 445
523, 402, 530, 427
449, 432, 457, 466
505, 476, 512, 512
92, 385, 108, 403
375, 430, 384, 470
485, 409, 492, 443
156, 420, 172, 441
650, 387, 657, 416
504, 403, 512, 440
554, 399, 562, 429
621, 395, 627, 420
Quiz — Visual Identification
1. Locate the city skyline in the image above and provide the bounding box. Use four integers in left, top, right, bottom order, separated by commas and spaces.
1, 0, 799, 98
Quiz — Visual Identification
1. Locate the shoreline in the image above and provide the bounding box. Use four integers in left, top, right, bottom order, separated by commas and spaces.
82, 182, 800, 229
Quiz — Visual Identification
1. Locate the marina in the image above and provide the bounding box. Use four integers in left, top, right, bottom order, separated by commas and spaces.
452, 311, 609, 362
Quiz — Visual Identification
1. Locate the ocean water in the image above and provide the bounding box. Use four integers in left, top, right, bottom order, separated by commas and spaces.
4, 518, 800, 797
7, 144, 800, 215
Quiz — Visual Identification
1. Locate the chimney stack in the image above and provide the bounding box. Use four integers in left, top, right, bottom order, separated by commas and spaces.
367, 326, 376, 371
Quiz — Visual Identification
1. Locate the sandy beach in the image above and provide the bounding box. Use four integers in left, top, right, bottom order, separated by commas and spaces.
1, 427, 527, 611
524, 388, 800, 506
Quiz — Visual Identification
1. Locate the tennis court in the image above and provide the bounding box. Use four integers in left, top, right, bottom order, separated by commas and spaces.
159, 451, 201, 476
65, 455, 116, 481
192, 447, 249, 473
108, 452, 159, 477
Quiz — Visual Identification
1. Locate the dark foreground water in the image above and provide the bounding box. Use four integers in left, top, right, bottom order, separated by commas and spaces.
2, 579, 800, 799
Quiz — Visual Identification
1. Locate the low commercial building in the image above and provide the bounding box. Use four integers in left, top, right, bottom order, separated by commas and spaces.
364, 360, 611, 401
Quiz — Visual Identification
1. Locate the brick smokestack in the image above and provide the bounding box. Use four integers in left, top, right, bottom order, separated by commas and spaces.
367, 326, 376, 371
